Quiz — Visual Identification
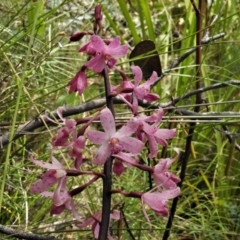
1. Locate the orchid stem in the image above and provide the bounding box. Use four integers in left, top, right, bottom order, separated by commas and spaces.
98, 64, 114, 240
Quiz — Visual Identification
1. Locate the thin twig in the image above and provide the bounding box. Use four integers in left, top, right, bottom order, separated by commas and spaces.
2, 79, 240, 148
0, 224, 57, 240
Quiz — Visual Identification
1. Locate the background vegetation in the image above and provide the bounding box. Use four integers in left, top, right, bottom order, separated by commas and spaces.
0, 0, 240, 239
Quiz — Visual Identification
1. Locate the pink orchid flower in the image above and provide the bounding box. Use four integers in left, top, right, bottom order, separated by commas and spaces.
79, 35, 128, 73
76, 210, 120, 239
87, 108, 144, 165
135, 110, 176, 158
30, 155, 66, 194
147, 128, 176, 158
153, 148, 181, 189
67, 68, 87, 95
45, 106, 77, 148
41, 178, 81, 221
131, 66, 160, 114
52, 118, 77, 147
68, 135, 85, 169
141, 187, 180, 227
50, 108, 77, 147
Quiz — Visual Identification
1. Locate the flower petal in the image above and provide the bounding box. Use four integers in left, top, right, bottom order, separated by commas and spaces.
120, 136, 144, 154
132, 93, 139, 114
141, 121, 158, 135
113, 152, 138, 167
51, 156, 64, 169
110, 210, 120, 220
153, 173, 178, 189
113, 159, 125, 176
117, 118, 139, 136
144, 93, 160, 102
142, 187, 180, 213
134, 87, 149, 100
147, 135, 158, 158
30, 156, 62, 170
68, 71, 88, 95
52, 178, 69, 206
30, 176, 58, 194
90, 35, 106, 52
144, 188, 180, 204
145, 109, 164, 123
108, 36, 120, 48
154, 129, 176, 139
143, 71, 158, 87
79, 41, 91, 52
85, 53, 105, 73
93, 142, 111, 165
131, 66, 142, 86
87, 130, 108, 144
106, 37, 128, 57
76, 71, 88, 95
100, 108, 116, 137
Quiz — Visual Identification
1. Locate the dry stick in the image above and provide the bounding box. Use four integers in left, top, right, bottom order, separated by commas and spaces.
219, 125, 240, 153
2, 76, 239, 150
98, 65, 114, 240
3, 79, 240, 149
163, 1, 204, 239
0, 224, 57, 240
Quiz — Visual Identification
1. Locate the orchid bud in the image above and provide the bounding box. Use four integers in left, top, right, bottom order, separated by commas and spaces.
70, 32, 86, 42
94, 4, 102, 21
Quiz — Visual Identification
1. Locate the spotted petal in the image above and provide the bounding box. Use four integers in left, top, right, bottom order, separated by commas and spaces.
120, 136, 144, 154
87, 130, 108, 144
131, 66, 142, 86
93, 142, 111, 165
100, 108, 116, 136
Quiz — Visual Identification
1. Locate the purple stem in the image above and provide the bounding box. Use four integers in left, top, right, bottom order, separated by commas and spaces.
98, 64, 115, 240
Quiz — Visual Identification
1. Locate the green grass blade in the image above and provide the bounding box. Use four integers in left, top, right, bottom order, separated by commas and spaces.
139, 0, 155, 41
116, 0, 140, 44
0, 0, 42, 214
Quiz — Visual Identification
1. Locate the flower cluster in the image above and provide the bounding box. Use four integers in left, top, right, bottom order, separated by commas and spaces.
30, 4, 180, 239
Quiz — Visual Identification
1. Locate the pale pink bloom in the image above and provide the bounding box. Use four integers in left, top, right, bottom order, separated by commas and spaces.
147, 128, 176, 158
141, 187, 180, 227
30, 155, 66, 194
67, 69, 87, 95
41, 178, 81, 221
79, 35, 128, 73
46, 107, 77, 147
135, 110, 176, 158
131, 66, 160, 114
76, 210, 120, 239
153, 148, 181, 189
52, 119, 77, 147
68, 135, 85, 169
87, 108, 144, 165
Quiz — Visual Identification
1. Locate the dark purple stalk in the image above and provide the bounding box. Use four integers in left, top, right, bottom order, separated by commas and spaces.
98, 64, 115, 240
